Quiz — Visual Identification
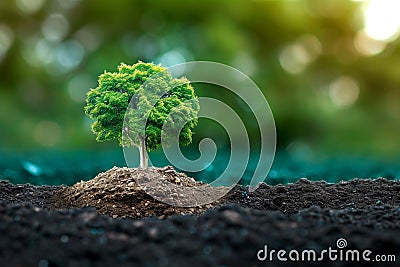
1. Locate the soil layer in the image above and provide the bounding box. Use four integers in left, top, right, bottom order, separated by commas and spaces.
0, 167, 399, 266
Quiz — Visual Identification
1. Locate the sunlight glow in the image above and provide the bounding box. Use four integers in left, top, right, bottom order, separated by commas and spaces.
354, 30, 386, 56
363, 0, 400, 41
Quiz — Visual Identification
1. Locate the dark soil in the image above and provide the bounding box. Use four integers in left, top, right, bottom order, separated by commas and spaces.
1, 166, 400, 267
226, 177, 400, 214
0, 180, 60, 208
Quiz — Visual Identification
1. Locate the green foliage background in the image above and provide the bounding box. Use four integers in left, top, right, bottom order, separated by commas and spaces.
0, 0, 399, 160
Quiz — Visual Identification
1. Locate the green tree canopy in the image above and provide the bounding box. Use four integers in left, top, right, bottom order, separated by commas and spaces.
85, 62, 199, 168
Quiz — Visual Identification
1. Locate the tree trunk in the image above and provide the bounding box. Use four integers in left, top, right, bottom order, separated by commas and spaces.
139, 136, 148, 169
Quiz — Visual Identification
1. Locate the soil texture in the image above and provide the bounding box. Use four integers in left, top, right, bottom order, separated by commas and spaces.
0, 166, 399, 266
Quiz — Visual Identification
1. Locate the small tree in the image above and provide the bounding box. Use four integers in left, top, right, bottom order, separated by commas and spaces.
85, 61, 199, 169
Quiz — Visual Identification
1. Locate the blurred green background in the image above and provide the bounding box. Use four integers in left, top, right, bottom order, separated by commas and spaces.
0, 0, 399, 185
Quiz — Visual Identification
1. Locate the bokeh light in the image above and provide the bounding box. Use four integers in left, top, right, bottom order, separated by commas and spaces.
16, 0, 45, 15
0, 25, 14, 62
329, 76, 360, 108
362, 0, 400, 42
279, 35, 321, 74
41, 14, 69, 43
354, 30, 386, 56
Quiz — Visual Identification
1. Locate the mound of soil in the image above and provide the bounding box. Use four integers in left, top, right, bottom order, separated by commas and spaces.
1, 166, 400, 266
52, 166, 219, 219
